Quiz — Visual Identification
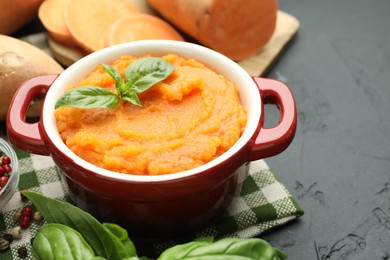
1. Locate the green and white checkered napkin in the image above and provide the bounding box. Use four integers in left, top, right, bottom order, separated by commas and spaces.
0, 146, 303, 259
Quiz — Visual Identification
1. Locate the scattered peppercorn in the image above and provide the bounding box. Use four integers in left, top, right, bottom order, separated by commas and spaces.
12, 226, 22, 240
3, 233, 13, 243
21, 207, 33, 218
13, 211, 21, 222
19, 215, 31, 229
17, 246, 28, 258
33, 211, 44, 222
0, 238, 10, 251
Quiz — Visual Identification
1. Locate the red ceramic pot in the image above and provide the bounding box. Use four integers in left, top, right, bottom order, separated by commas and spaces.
7, 40, 296, 237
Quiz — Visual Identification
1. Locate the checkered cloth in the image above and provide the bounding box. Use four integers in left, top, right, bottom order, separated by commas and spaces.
0, 145, 303, 259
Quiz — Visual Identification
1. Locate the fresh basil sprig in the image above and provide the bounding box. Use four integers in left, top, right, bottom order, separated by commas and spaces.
22, 191, 136, 260
32, 223, 97, 260
55, 57, 174, 109
158, 237, 287, 260
23, 191, 287, 260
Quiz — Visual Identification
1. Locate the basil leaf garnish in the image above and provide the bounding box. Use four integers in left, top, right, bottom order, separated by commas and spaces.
55, 57, 174, 109
55, 86, 119, 109
101, 64, 123, 90
122, 90, 142, 106
124, 57, 174, 93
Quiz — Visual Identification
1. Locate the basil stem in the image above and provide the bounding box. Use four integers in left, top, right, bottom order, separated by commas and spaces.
101, 64, 123, 92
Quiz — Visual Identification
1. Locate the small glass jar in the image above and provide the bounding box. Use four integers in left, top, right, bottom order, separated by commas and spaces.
0, 137, 20, 211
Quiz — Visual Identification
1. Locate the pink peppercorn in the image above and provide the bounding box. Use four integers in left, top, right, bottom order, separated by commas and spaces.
0, 176, 9, 187
3, 165, 12, 174
1, 156, 11, 166
21, 207, 33, 217
19, 215, 30, 229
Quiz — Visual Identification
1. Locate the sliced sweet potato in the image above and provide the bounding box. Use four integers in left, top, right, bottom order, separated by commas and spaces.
64, 0, 139, 53
105, 13, 184, 47
48, 37, 88, 67
38, 0, 77, 46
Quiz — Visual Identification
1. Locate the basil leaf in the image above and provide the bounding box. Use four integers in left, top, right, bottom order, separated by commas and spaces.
55, 86, 119, 109
194, 236, 214, 243
101, 64, 123, 92
157, 237, 287, 260
124, 57, 174, 93
22, 191, 128, 260
103, 223, 137, 258
33, 223, 95, 260
122, 90, 142, 106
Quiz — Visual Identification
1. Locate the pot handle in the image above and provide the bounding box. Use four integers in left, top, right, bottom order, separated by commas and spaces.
249, 77, 297, 160
6, 75, 59, 156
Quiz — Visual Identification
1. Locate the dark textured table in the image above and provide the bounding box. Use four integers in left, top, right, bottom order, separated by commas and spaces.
261, 0, 390, 259
5, 0, 390, 259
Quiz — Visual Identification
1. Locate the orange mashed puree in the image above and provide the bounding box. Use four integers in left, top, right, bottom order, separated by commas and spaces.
55, 54, 247, 175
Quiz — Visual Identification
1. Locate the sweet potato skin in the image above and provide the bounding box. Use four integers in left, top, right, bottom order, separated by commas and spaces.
0, 35, 64, 120
147, 0, 278, 60
0, 0, 43, 35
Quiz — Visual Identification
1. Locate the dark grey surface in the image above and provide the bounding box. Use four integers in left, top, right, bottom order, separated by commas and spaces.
261, 0, 390, 259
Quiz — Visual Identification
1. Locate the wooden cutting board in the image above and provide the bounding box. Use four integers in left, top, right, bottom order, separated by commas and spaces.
238, 11, 300, 76
46, 10, 299, 76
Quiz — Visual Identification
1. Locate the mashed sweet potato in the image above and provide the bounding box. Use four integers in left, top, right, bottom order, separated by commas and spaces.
55, 54, 247, 175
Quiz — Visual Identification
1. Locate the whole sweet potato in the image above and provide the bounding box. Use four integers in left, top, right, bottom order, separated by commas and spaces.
0, 35, 63, 121
147, 0, 278, 60
0, 0, 43, 35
